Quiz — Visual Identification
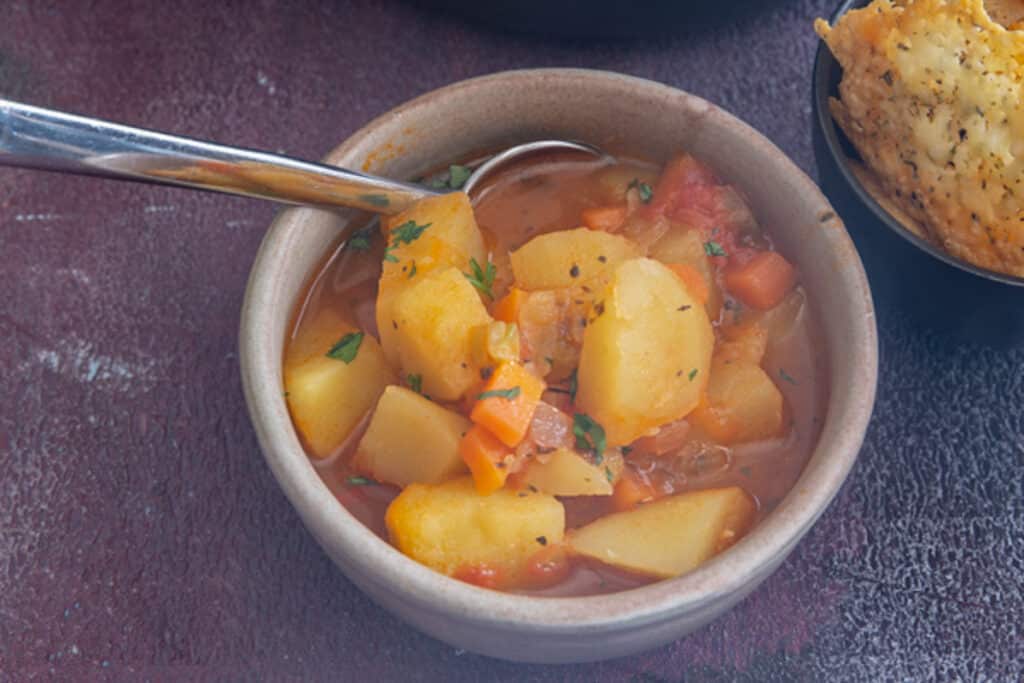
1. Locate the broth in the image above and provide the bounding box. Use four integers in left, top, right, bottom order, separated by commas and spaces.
285, 150, 829, 596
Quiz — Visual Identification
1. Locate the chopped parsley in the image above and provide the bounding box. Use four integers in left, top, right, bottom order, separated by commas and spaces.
464, 257, 497, 300
346, 476, 378, 486
478, 386, 521, 401
688, 368, 698, 381
383, 246, 399, 263
447, 164, 472, 190
568, 369, 578, 402
407, 373, 424, 395
779, 368, 799, 385
621, 445, 633, 456
628, 178, 653, 203
326, 332, 363, 364
358, 193, 389, 208
605, 466, 614, 483
390, 220, 431, 246
346, 228, 372, 251
573, 413, 607, 464
408, 261, 417, 279
704, 240, 727, 257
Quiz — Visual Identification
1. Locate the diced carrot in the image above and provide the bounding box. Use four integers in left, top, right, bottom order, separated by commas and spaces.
459, 425, 513, 495
666, 263, 710, 305
724, 251, 797, 311
492, 287, 527, 324
470, 362, 546, 447
580, 204, 629, 232
453, 562, 505, 589
642, 155, 718, 220
611, 468, 660, 512
523, 545, 571, 588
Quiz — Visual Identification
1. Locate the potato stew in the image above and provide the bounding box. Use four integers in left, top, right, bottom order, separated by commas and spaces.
283, 150, 828, 595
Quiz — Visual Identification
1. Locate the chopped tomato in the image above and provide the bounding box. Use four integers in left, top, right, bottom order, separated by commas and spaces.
453, 563, 504, 589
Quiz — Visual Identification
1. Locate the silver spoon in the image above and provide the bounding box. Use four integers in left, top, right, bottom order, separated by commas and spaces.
0, 98, 603, 214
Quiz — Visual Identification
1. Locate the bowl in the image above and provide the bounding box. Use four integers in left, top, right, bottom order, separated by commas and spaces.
240, 68, 877, 664
813, 0, 1024, 348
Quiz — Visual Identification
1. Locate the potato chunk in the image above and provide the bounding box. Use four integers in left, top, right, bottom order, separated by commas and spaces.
284, 319, 395, 459
689, 359, 785, 445
649, 227, 723, 320
352, 386, 470, 486
389, 267, 492, 401
567, 487, 756, 579
576, 258, 714, 446
516, 448, 623, 497
386, 477, 565, 585
510, 228, 640, 290
377, 192, 487, 364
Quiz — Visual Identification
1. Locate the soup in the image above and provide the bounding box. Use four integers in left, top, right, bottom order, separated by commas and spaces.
283, 149, 828, 595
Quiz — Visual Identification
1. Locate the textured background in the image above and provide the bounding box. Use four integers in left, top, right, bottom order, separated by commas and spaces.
2, 0, 1022, 680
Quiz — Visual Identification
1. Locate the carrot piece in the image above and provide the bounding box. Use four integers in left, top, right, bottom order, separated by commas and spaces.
580, 204, 629, 232
723, 251, 797, 311
666, 263, 710, 305
459, 425, 513, 495
453, 562, 505, 589
470, 362, 546, 447
611, 468, 660, 512
491, 287, 527, 324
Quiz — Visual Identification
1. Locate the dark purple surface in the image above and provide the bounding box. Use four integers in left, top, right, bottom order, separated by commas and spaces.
1, 1, 1021, 679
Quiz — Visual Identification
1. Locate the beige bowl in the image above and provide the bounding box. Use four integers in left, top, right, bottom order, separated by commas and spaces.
240, 68, 877, 664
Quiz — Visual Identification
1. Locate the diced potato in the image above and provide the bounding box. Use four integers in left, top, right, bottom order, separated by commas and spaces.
649, 227, 723, 320
567, 487, 756, 579
352, 386, 470, 486
689, 359, 784, 444
517, 448, 623, 497
284, 325, 395, 459
385, 477, 565, 585
510, 228, 640, 290
377, 193, 487, 364
285, 307, 350, 366
389, 267, 493, 401
576, 258, 714, 446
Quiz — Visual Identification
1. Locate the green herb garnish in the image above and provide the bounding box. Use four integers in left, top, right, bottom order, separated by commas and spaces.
605, 467, 614, 483
704, 240, 727, 257
408, 261, 417, 279
779, 368, 799, 385
383, 246, 399, 263
568, 369, 578, 402
448, 164, 472, 189
478, 386, 521, 401
464, 257, 497, 300
326, 332, 363, 364
628, 178, 653, 204
621, 445, 633, 456
358, 193, 390, 208
408, 373, 424, 395
573, 413, 607, 464
390, 220, 431, 246
688, 368, 698, 381
346, 476, 378, 486
347, 228, 372, 251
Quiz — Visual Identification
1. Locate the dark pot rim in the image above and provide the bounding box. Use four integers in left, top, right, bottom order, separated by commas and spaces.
812, 0, 1024, 289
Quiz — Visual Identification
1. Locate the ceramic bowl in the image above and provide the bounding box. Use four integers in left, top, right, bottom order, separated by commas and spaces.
240, 68, 877, 664
813, 0, 1024, 348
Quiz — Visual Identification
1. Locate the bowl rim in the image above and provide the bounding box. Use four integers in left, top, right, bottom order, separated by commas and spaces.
241, 67, 878, 634
813, 0, 1024, 288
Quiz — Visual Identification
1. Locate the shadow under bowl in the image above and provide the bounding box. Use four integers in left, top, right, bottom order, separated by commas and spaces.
812, 0, 1024, 349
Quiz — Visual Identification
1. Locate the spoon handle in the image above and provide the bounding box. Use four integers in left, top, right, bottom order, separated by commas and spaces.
0, 98, 435, 214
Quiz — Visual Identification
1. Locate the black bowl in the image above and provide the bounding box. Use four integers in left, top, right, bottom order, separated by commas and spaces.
812, 0, 1024, 348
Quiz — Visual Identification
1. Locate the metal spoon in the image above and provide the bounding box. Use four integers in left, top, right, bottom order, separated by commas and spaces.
0, 98, 603, 214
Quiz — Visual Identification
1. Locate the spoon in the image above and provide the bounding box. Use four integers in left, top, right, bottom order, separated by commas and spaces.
0, 98, 604, 215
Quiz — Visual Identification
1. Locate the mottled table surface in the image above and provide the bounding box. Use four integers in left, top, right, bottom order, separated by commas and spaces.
2, 1, 1022, 680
